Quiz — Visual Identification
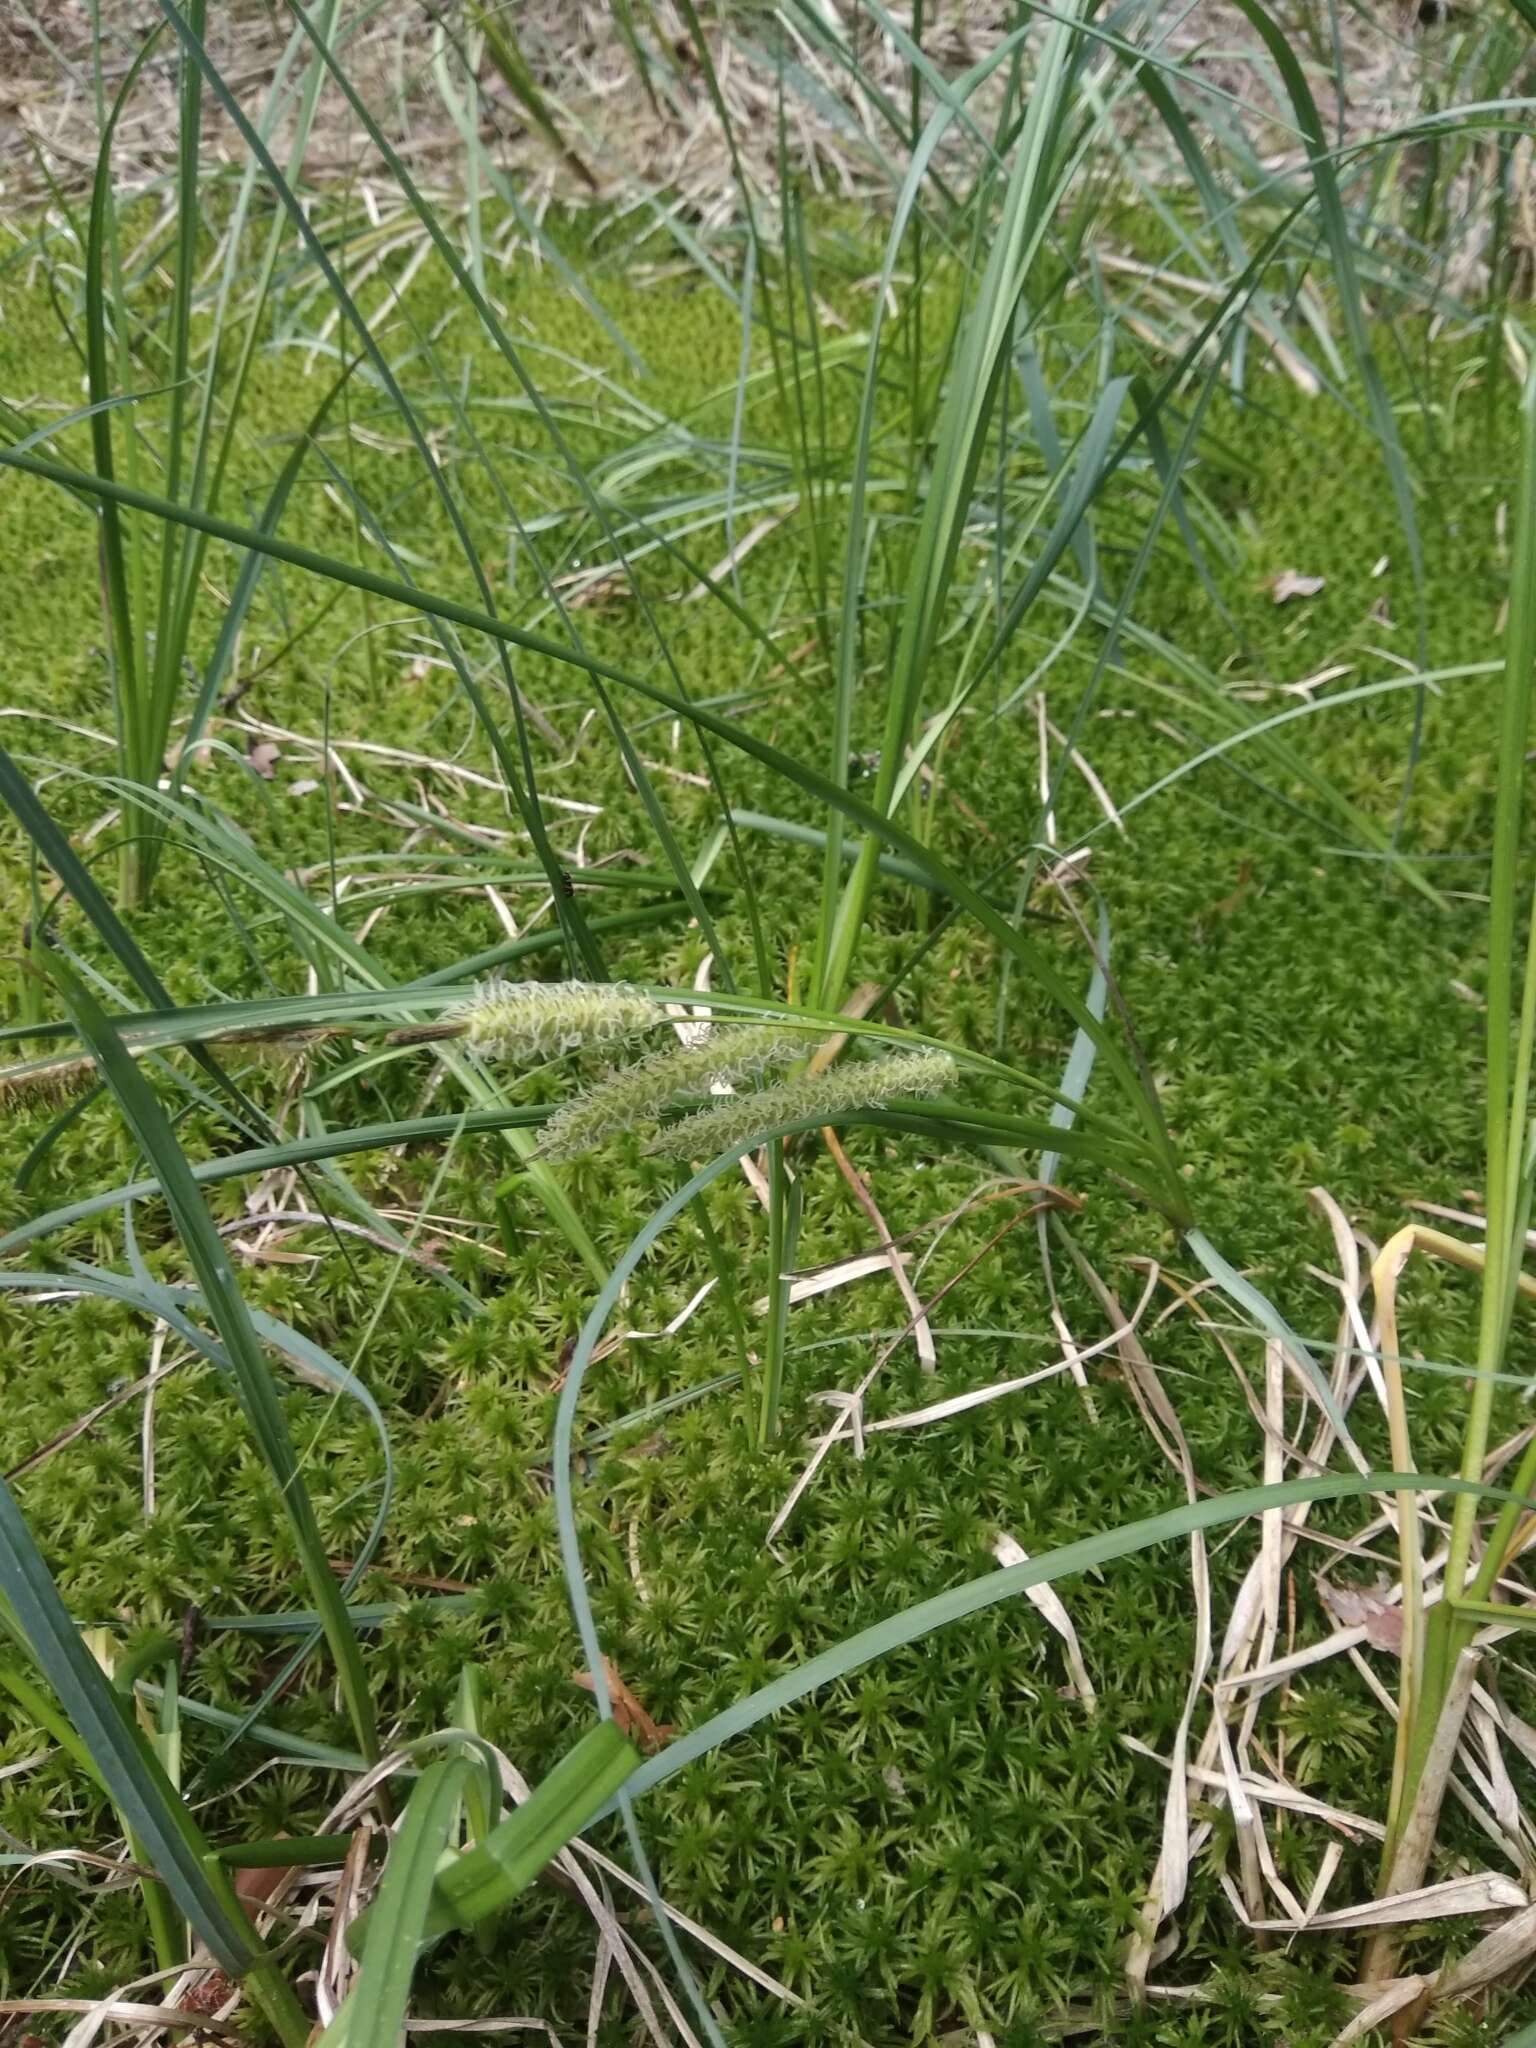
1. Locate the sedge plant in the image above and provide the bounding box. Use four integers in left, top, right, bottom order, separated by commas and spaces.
1359, 365, 1536, 1972
3, 0, 1535, 2035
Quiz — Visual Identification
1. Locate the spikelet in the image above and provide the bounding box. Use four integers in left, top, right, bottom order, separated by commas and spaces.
536, 1024, 804, 1160
648, 1047, 957, 1159
455, 978, 664, 1062
229, 1028, 340, 1092
0, 1055, 96, 1109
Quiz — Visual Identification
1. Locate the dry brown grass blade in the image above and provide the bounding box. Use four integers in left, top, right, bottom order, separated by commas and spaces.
993, 1532, 1097, 1712
1213, 1709, 1267, 1929
405, 2022, 563, 2039
682, 509, 795, 602
1123, 1745, 1383, 1839
822, 1126, 936, 1370
1432, 1896, 1536, 2004
2, 0, 1463, 241
1062, 1250, 1210, 1993
802, 980, 885, 1081
572, 1656, 676, 1755
1244, 1869, 1527, 1933
0, 1997, 233, 2031
1328, 1974, 1431, 2047
750, 1249, 914, 1316
1130, 1195, 1411, 1984
1363, 1647, 1485, 1982
6, 1350, 189, 1481
765, 1196, 1051, 1547
1260, 1339, 1285, 1645
1303, 1841, 1346, 1925
1367, 1225, 1429, 1843
1046, 1301, 1100, 1425
866, 1273, 1153, 1436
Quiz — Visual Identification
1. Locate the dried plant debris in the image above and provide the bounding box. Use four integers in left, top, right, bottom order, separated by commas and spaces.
1, 0, 1483, 236
1118, 1188, 1536, 2028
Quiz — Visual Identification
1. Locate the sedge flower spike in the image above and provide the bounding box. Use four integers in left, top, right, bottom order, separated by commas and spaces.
536, 1024, 804, 1160
648, 1048, 957, 1159
457, 979, 664, 1062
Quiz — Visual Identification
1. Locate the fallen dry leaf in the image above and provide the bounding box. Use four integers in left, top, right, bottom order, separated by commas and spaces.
1320, 1581, 1403, 1652
994, 1531, 1097, 1712
233, 1858, 289, 1915
1271, 569, 1326, 604
572, 1655, 676, 1754
179, 1970, 237, 2016
1206, 858, 1254, 922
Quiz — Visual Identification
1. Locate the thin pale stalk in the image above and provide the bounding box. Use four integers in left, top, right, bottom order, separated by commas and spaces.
1366, 1646, 1483, 1984
1368, 1228, 1424, 1854
758, 1147, 802, 1445
83, 42, 155, 903
1447, 369, 1536, 1598
144, 0, 204, 844
1388, 369, 1536, 1876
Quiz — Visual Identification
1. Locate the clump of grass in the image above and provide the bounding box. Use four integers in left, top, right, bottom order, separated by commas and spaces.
0, 0, 1532, 2040
536, 1023, 805, 1159
1353, 365, 1536, 1989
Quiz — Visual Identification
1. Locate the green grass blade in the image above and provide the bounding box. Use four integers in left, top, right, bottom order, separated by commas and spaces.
822, 0, 1089, 998
472, 4, 594, 188
83, 38, 159, 821
173, 366, 354, 780
758, 1146, 802, 1444
45, 958, 378, 1763
625, 1472, 1505, 1801
1039, 891, 1110, 1191
163, 0, 740, 990
1452, 366, 1536, 1605
1185, 1224, 1347, 1435
299, 431, 606, 981
815, 25, 1028, 990
218, 1835, 356, 1869
266, 0, 755, 990
0, 1106, 540, 1257
320, 1759, 475, 2048
166, 2, 340, 688
1, 751, 613, 1281
0, 1486, 273, 1983
0, 741, 173, 1010
430, 1721, 638, 1931
150, 0, 607, 981
145, 0, 204, 787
